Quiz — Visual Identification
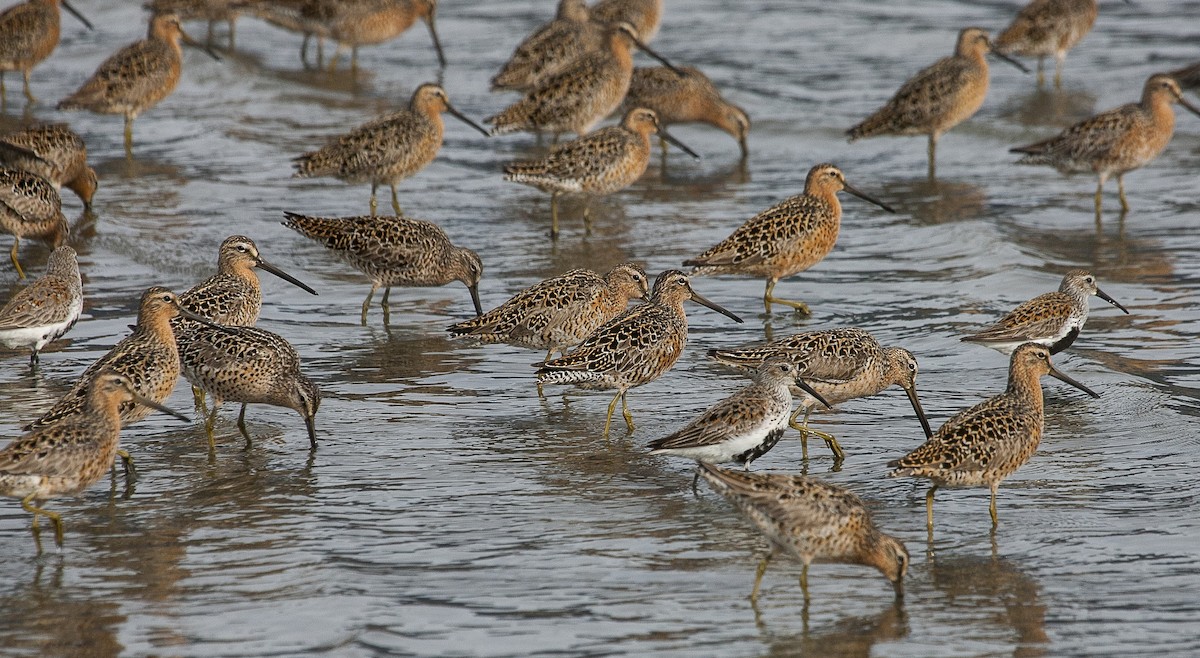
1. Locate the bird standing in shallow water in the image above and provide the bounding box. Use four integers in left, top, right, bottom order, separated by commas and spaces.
700, 462, 909, 603
0, 0, 92, 107
0, 371, 187, 550
283, 212, 482, 325
847, 27, 1028, 179
0, 167, 69, 280
888, 343, 1098, 533
624, 65, 751, 158
293, 83, 488, 217
1011, 73, 1200, 217
684, 164, 893, 316
994, 0, 1099, 88
962, 269, 1127, 355
708, 328, 933, 464
504, 107, 698, 238
57, 13, 220, 158
0, 245, 80, 368
0, 123, 97, 211
491, 0, 604, 93
536, 270, 742, 436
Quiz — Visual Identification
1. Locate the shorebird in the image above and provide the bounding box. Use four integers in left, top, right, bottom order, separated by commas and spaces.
624, 65, 751, 157
1011, 73, 1200, 216
535, 270, 742, 436
0, 245, 80, 368
700, 463, 909, 603
962, 269, 1128, 354
176, 235, 317, 327
145, 0, 240, 48
293, 82, 488, 217
504, 107, 698, 238
0, 123, 97, 210
590, 0, 662, 44
847, 27, 1028, 178
0, 166, 69, 280
57, 13, 220, 157
283, 212, 482, 324
0, 0, 92, 106
684, 164, 893, 315
708, 328, 933, 463
888, 343, 1098, 532
491, 0, 604, 93
994, 0, 1101, 88
0, 371, 187, 550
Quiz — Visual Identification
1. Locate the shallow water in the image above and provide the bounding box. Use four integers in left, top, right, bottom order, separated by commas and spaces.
0, 0, 1198, 655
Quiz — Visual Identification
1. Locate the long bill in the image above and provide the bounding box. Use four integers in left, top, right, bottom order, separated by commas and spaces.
256, 258, 319, 295
795, 378, 832, 410
447, 102, 491, 137
175, 304, 242, 335
658, 126, 700, 159
1048, 365, 1099, 398
425, 15, 447, 68
988, 45, 1030, 73
686, 288, 743, 324
467, 283, 483, 316
1095, 286, 1129, 314
131, 391, 191, 423
1173, 90, 1200, 119
632, 36, 685, 76
180, 29, 223, 61
62, 0, 93, 30
842, 181, 895, 213
904, 385, 934, 439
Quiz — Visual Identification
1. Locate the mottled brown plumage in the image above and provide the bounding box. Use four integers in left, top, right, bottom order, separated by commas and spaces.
1011, 74, 1200, 216
590, 0, 661, 43
0, 123, 97, 209
700, 463, 909, 602
0, 245, 80, 367
505, 107, 697, 238
0, 166, 68, 279
293, 83, 488, 216
535, 270, 742, 435
176, 235, 317, 327
684, 164, 893, 315
145, 0, 240, 47
485, 22, 679, 137
847, 27, 1026, 178
0, 0, 91, 105
0, 371, 186, 549
625, 65, 750, 157
888, 343, 1098, 531
709, 328, 932, 462
447, 263, 649, 358
491, 0, 604, 93
178, 324, 320, 450
57, 13, 215, 156
994, 0, 1097, 87
283, 212, 482, 324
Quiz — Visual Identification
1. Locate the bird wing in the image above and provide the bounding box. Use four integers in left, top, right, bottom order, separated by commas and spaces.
963, 292, 1072, 343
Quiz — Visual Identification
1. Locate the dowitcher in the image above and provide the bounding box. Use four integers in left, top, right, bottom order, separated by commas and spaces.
1011, 73, 1200, 215
485, 21, 682, 138
504, 107, 698, 238
590, 0, 662, 44
535, 270, 743, 436
283, 212, 482, 324
491, 0, 604, 93
26, 286, 222, 431
176, 235, 317, 326
145, 0, 240, 48
962, 269, 1127, 355
684, 164, 893, 315
447, 262, 650, 361
57, 13, 220, 157
700, 462, 909, 603
0, 0, 92, 106
0, 245, 79, 368
0, 123, 97, 210
238, 0, 332, 66
293, 82, 488, 217
888, 343, 1097, 532
0, 370, 187, 549
625, 65, 751, 157
0, 167, 69, 280
648, 357, 830, 489
994, 0, 1098, 88
847, 27, 1028, 179
708, 328, 933, 463
177, 324, 320, 450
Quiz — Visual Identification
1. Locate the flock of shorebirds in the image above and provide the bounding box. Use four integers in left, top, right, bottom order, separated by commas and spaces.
0, 0, 1193, 605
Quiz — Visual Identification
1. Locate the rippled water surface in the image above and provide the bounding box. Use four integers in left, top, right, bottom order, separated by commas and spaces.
1, 0, 1199, 655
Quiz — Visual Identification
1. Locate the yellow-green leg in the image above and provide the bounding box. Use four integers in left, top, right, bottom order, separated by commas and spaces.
1117, 174, 1128, 211
1036, 56, 1046, 87
620, 391, 634, 432
237, 403, 252, 449
927, 132, 938, 180
379, 287, 392, 326
22, 494, 64, 548
361, 282, 379, 325
191, 385, 206, 412
390, 184, 402, 215
369, 182, 379, 216
925, 484, 938, 530
124, 115, 134, 158
989, 483, 999, 529
763, 279, 810, 315
582, 203, 592, 235
117, 449, 136, 480
603, 390, 621, 436
10, 237, 26, 279
799, 563, 810, 603
788, 407, 844, 462
750, 552, 773, 603
22, 70, 34, 104
205, 403, 221, 450
550, 191, 561, 239
1094, 179, 1104, 219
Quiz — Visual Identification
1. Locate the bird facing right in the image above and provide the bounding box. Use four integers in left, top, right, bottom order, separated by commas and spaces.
888, 343, 1098, 533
